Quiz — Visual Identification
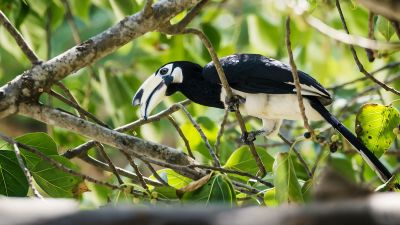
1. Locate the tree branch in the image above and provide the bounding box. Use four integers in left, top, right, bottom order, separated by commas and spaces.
285, 16, 313, 135
0, 133, 120, 190
0, 0, 201, 118
18, 103, 195, 167
305, 15, 400, 51
176, 28, 267, 177
335, 0, 400, 96
12, 143, 43, 199
178, 104, 220, 167
168, 115, 195, 159
63, 99, 191, 159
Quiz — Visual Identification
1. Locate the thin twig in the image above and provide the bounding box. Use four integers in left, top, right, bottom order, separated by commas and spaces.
168, 115, 195, 158
61, 0, 81, 44
55, 82, 84, 119
365, 11, 375, 62
311, 148, 325, 176
215, 109, 229, 158
123, 152, 149, 192
278, 133, 312, 178
143, 161, 170, 186
95, 143, 124, 185
0, 10, 40, 64
187, 164, 273, 187
327, 62, 400, 90
177, 104, 220, 167
285, 16, 313, 134
159, 0, 209, 33
79, 154, 163, 186
143, 0, 154, 17
12, 143, 43, 199
305, 15, 400, 51
63, 100, 191, 159
335, 0, 400, 96
158, 0, 266, 176
45, 7, 52, 60
179, 28, 267, 177
48, 90, 109, 128
0, 132, 121, 190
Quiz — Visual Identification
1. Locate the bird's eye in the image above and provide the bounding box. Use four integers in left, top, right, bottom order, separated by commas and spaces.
159, 68, 168, 75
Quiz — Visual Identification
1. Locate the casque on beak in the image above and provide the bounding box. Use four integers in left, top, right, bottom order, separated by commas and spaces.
132, 74, 173, 120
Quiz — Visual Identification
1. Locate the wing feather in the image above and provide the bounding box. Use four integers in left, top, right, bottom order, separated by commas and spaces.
202, 54, 332, 105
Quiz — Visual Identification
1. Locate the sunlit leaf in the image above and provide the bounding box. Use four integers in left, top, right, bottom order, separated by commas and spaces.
13, 132, 58, 169
356, 103, 400, 157
273, 152, 303, 204
263, 188, 278, 207
181, 174, 236, 206
224, 146, 274, 176
329, 153, 356, 182
377, 16, 395, 41
31, 156, 82, 198
149, 169, 192, 189
0, 150, 28, 197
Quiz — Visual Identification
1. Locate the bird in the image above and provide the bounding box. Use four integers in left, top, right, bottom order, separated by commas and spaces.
132, 53, 393, 183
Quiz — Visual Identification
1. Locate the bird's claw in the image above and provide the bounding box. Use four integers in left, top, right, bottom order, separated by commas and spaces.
240, 131, 257, 144
226, 95, 245, 112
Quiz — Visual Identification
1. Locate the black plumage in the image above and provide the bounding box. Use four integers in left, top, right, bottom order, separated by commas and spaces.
133, 53, 394, 183
202, 54, 332, 105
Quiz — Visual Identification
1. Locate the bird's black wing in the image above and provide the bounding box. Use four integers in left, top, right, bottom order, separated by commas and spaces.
202, 54, 332, 105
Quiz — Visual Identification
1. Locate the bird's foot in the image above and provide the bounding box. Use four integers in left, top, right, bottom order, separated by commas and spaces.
240, 130, 265, 144
226, 95, 246, 112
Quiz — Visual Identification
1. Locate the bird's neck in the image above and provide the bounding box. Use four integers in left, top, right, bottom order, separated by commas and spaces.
179, 74, 224, 109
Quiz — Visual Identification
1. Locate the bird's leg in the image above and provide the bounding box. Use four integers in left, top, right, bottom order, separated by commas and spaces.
240, 129, 266, 144
225, 95, 246, 112
240, 119, 283, 144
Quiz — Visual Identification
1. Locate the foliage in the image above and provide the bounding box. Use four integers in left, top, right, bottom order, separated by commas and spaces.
0, 0, 399, 208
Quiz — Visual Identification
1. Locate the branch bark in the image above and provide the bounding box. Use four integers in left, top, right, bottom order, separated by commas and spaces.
18, 103, 195, 168
0, 0, 201, 118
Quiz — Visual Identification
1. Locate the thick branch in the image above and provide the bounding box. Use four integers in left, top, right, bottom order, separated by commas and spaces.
18, 103, 195, 167
0, 0, 201, 118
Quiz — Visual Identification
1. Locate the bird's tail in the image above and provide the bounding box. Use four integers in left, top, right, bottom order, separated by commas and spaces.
309, 98, 393, 182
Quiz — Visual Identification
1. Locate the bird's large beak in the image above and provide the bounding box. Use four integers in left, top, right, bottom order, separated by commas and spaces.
132, 74, 173, 120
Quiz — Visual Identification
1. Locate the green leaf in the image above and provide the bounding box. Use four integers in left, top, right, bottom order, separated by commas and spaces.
14, 132, 58, 169
31, 156, 82, 198
149, 169, 192, 189
329, 153, 356, 182
263, 188, 278, 207
224, 146, 274, 176
273, 152, 304, 204
153, 186, 179, 199
377, 16, 395, 41
182, 174, 236, 206
0, 150, 29, 197
356, 103, 400, 157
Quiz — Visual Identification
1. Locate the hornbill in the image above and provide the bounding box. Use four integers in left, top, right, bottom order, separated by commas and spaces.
132, 53, 393, 182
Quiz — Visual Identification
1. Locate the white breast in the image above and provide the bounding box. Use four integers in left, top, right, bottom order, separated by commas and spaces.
220, 88, 323, 121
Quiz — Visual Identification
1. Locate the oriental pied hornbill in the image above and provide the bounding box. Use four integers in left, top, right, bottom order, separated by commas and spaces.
132, 54, 393, 182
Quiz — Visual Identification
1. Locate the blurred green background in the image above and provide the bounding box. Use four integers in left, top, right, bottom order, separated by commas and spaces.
0, 0, 399, 206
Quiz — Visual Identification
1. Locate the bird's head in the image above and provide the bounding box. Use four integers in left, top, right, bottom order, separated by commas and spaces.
132, 61, 202, 120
